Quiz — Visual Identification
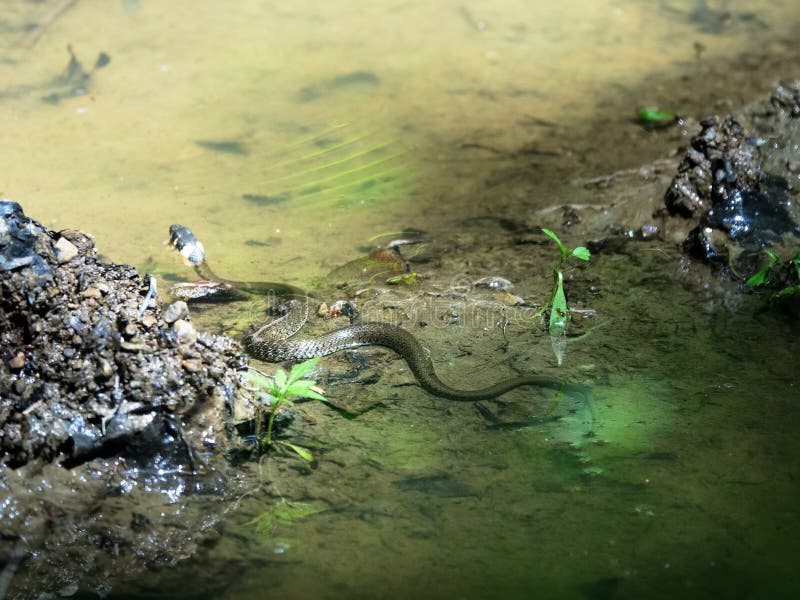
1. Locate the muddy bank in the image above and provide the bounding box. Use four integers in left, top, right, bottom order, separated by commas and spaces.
0, 200, 245, 468
0, 200, 247, 598
664, 84, 800, 274
511, 80, 800, 301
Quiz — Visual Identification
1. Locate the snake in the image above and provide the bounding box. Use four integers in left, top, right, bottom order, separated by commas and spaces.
169, 224, 587, 401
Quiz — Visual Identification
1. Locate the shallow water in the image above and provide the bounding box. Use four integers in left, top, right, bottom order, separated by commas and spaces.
2, 1, 800, 598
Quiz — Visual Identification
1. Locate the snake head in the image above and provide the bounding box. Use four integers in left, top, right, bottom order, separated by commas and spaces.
169, 224, 205, 266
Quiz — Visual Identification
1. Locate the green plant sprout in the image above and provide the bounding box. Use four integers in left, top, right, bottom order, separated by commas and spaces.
244, 357, 328, 462
247, 500, 323, 538
636, 106, 678, 128
745, 249, 800, 299
539, 229, 591, 365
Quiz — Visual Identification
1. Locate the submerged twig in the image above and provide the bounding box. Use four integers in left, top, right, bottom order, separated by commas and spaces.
23, 0, 79, 49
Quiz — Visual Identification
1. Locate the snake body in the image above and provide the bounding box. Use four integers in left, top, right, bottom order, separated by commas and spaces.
169, 224, 585, 401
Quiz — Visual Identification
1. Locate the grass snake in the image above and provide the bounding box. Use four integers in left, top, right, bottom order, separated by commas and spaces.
169, 224, 587, 401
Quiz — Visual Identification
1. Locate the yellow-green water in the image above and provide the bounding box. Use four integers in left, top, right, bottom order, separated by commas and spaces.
2, 0, 797, 282
2, 1, 800, 598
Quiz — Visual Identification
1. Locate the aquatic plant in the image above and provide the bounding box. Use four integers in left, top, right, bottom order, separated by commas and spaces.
247, 500, 323, 537
636, 106, 678, 128
539, 229, 591, 364
745, 248, 800, 299
244, 357, 328, 462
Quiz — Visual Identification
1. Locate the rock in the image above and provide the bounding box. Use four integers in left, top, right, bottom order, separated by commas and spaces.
473, 276, 514, 290
8, 350, 24, 369
769, 80, 800, 117
0, 201, 246, 469
493, 290, 525, 306
663, 108, 800, 267
54, 236, 79, 264
173, 318, 197, 345
163, 300, 189, 324
665, 116, 763, 218
81, 286, 102, 298
0, 201, 250, 598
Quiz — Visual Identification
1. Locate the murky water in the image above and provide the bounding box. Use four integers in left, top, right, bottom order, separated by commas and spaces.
2, 1, 800, 598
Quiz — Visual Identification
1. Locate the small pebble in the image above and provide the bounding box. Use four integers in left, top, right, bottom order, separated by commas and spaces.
59, 583, 79, 597
8, 351, 24, 369
141, 314, 157, 328
163, 301, 189, 324
82, 287, 102, 299
54, 237, 79, 264
473, 276, 514, 290
639, 224, 659, 239
119, 341, 147, 352
173, 319, 197, 345
494, 291, 525, 306
182, 359, 200, 372
97, 359, 113, 379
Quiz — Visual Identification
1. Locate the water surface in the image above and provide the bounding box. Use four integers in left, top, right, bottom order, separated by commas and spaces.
2, 1, 799, 598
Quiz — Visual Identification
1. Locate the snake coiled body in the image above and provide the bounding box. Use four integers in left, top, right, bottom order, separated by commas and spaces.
244, 312, 577, 401
170, 224, 586, 401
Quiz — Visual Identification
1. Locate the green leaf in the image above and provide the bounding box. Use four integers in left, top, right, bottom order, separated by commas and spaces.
570, 246, 591, 261
287, 357, 319, 385
637, 107, 676, 123
745, 266, 771, 287
246, 511, 275, 535
273, 368, 288, 392
386, 272, 417, 285
285, 380, 327, 402
279, 441, 314, 462
746, 250, 782, 287
549, 274, 568, 367
549, 272, 568, 333
790, 251, 800, 279
541, 228, 567, 258
290, 386, 328, 402
247, 501, 323, 538
285, 379, 314, 393
244, 371, 272, 389
774, 284, 800, 299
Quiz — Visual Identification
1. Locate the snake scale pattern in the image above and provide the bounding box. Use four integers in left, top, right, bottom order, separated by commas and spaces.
169, 224, 585, 401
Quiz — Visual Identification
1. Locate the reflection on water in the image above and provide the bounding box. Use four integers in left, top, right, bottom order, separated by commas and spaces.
2, 0, 800, 598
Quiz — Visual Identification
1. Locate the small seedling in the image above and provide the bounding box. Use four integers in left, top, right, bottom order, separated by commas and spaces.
636, 106, 678, 128
745, 249, 800, 300
539, 229, 591, 364
244, 357, 328, 462
386, 272, 417, 285
247, 500, 322, 538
